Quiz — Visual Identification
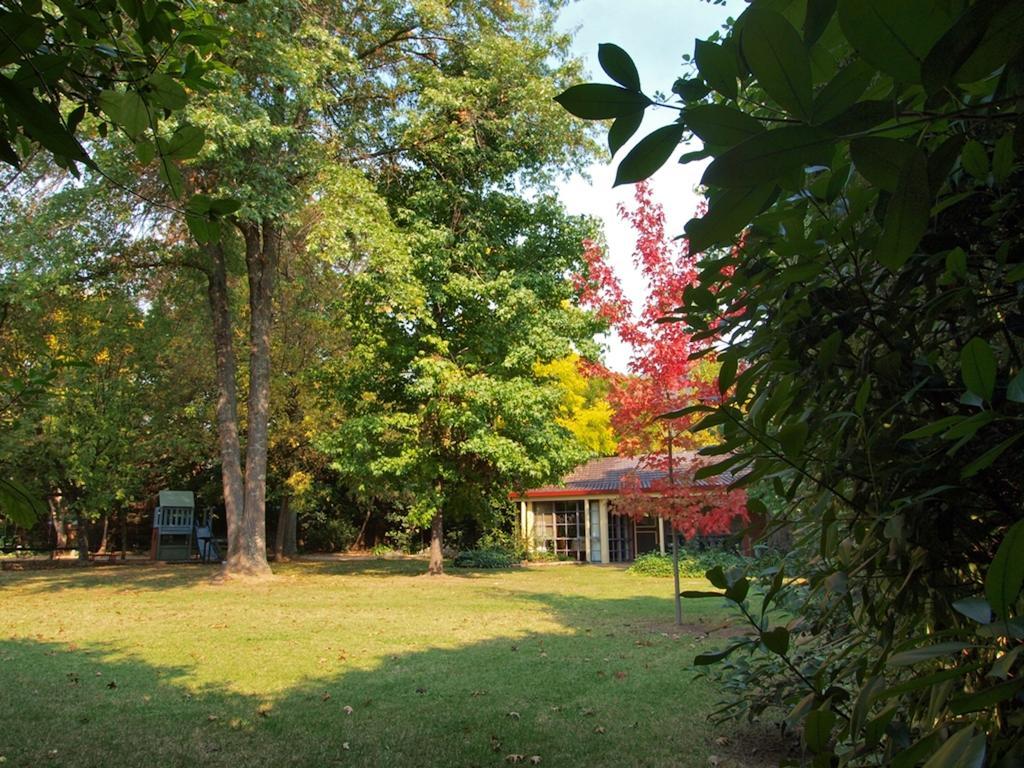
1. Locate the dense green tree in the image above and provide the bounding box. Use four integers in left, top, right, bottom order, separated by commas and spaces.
560, 2, 1023, 765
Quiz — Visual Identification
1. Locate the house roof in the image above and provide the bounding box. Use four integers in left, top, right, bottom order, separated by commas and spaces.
521, 455, 735, 499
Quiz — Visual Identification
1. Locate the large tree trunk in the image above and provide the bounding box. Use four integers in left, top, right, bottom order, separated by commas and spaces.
206, 242, 248, 575
428, 509, 444, 575
49, 495, 67, 552
230, 221, 278, 578
98, 513, 109, 554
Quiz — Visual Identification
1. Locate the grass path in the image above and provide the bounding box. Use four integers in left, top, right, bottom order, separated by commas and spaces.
1, 560, 759, 767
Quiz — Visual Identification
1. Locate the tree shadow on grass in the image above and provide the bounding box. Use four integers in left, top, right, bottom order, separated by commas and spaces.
0, 589, 761, 768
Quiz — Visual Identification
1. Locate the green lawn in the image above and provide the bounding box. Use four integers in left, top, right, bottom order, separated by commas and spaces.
0, 560, 766, 768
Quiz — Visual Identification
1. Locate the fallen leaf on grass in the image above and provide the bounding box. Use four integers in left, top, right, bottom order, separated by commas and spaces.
507, 711, 520, 720
106, 681, 117, 689
256, 702, 272, 718
593, 726, 606, 734
530, 757, 541, 765
581, 708, 595, 716
490, 736, 502, 752
342, 742, 350, 750
321, 692, 331, 702
714, 736, 729, 746
207, 714, 219, 722
471, 690, 487, 697
613, 671, 628, 680
505, 755, 524, 764
343, 705, 353, 715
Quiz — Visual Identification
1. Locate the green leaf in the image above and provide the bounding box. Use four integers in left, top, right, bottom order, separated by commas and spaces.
1007, 370, 1024, 403
99, 89, 151, 138
988, 646, 1022, 679
850, 137, 918, 192
902, 416, 966, 440
163, 124, 205, 160
960, 337, 997, 401
992, 131, 1015, 184
985, 519, 1024, 619
608, 110, 643, 157
694, 39, 738, 100
821, 100, 895, 136
706, 565, 728, 589
812, 60, 873, 124
147, 73, 188, 110
740, 9, 813, 121
694, 642, 748, 666
762, 626, 789, 655
921, 726, 985, 768
0, 75, 90, 164
952, 597, 992, 624
210, 197, 242, 216
685, 104, 764, 147
803, 0, 837, 45
158, 159, 183, 199
875, 148, 930, 270
135, 140, 155, 165
672, 78, 711, 101
961, 433, 1023, 479
597, 43, 641, 91
954, 1, 1024, 84
702, 126, 834, 188
614, 123, 685, 186
888, 641, 970, 666
960, 140, 989, 179
854, 378, 871, 416
0, 478, 44, 527
803, 708, 835, 753
949, 678, 1024, 716
684, 184, 776, 253
725, 577, 749, 603
718, 357, 738, 394
920, 2, 997, 94
554, 84, 652, 120
778, 422, 808, 459
837, 0, 955, 83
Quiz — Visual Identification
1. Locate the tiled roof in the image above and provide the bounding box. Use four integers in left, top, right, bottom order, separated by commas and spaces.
523, 454, 735, 498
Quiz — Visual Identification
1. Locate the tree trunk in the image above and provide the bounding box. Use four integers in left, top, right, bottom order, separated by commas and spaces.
206, 241, 247, 574
98, 513, 109, 554
354, 505, 372, 550
49, 495, 67, 551
233, 221, 278, 578
120, 508, 128, 560
75, 511, 90, 562
274, 493, 290, 562
428, 509, 444, 575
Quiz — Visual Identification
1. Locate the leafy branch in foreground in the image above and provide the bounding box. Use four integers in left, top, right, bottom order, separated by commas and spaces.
558, 1, 1024, 765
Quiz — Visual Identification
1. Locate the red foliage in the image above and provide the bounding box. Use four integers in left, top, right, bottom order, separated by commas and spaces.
576, 183, 746, 537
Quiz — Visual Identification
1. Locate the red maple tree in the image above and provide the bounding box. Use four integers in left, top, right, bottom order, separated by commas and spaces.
576, 183, 747, 540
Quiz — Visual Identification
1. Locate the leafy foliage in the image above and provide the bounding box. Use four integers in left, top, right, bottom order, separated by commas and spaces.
559, 0, 1024, 764
626, 549, 743, 579
451, 548, 516, 569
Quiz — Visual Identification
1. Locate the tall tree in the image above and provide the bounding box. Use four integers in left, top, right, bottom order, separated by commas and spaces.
576, 184, 746, 538
161, 0, 591, 577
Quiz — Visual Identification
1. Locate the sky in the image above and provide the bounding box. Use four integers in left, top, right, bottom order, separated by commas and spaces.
554, 0, 735, 371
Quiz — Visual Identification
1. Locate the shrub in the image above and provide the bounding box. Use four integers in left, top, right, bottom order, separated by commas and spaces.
476, 528, 529, 561
627, 549, 745, 578
451, 548, 515, 569
300, 516, 358, 553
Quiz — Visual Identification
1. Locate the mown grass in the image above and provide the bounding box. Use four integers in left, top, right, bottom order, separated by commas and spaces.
0, 560, 759, 768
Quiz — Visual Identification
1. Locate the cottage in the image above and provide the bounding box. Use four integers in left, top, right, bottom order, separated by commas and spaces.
516, 455, 735, 563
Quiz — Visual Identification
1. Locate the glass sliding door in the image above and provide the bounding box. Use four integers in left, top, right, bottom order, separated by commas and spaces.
532, 500, 585, 561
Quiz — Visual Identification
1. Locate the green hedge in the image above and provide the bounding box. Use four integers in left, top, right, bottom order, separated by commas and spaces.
451, 548, 516, 569
626, 550, 744, 578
